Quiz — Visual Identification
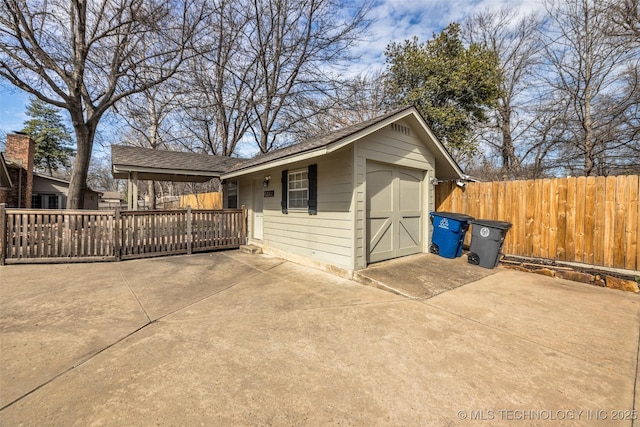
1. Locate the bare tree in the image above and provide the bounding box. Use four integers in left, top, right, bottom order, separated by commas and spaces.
244, 0, 371, 153
539, 0, 639, 176
115, 83, 183, 209
290, 70, 387, 140
179, 0, 256, 156
0, 0, 206, 208
463, 9, 544, 178
608, 0, 640, 39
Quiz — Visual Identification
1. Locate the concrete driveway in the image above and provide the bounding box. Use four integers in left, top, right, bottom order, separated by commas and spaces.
1, 251, 639, 426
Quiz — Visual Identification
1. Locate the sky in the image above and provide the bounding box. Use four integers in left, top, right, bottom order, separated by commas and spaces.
0, 0, 543, 139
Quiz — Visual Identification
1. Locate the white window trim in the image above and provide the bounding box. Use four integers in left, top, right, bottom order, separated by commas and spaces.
287, 169, 308, 210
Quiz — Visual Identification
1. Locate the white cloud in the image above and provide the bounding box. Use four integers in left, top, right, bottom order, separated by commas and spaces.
347, 0, 546, 75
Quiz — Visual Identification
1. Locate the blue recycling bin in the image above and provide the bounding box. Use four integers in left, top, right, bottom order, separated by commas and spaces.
429, 212, 474, 258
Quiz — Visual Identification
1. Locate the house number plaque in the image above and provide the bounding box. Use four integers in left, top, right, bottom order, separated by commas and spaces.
264, 190, 275, 197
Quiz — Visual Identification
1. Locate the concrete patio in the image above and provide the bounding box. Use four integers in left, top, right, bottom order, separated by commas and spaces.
1, 251, 639, 426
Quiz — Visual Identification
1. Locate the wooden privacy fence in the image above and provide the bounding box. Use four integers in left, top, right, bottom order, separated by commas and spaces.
435, 175, 640, 272
0, 206, 247, 265
179, 192, 223, 209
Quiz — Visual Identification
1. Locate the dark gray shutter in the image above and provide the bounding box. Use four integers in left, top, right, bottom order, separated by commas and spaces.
308, 164, 317, 215
281, 169, 288, 214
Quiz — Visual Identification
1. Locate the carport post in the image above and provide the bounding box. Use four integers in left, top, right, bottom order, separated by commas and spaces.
0, 203, 6, 265
241, 205, 247, 244
127, 172, 139, 211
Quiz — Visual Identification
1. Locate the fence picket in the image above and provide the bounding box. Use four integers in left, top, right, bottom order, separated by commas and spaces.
556, 178, 567, 260
565, 178, 576, 262
593, 177, 606, 266
614, 178, 627, 268
626, 176, 639, 271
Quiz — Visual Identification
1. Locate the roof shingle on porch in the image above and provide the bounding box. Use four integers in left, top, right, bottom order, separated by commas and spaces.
111, 145, 242, 183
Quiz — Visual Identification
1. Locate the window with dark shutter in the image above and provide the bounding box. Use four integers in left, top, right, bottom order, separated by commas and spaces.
281, 169, 288, 214
308, 164, 317, 215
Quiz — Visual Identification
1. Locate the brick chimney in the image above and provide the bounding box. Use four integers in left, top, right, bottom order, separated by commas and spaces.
5, 133, 35, 208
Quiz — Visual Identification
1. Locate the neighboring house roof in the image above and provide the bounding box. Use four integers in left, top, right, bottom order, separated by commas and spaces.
100, 191, 122, 201
111, 145, 243, 182
0, 153, 12, 189
223, 106, 465, 180
33, 173, 100, 194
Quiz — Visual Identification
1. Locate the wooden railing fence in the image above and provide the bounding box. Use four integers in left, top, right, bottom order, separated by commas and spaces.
0, 206, 247, 265
435, 175, 640, 271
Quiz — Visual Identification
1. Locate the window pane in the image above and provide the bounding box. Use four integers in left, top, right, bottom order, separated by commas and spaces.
49, 195, 59, 209
288, 170, 309, 209
226, 181, 238, 208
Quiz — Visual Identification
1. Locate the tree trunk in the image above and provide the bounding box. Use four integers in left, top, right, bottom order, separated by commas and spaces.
67, 121, 96, 209
584, 88, 595, 176
499, 102, 518, 177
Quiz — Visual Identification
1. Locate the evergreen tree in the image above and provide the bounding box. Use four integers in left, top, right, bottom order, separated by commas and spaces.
384, 24, 501, 157
22, 98, 75, 176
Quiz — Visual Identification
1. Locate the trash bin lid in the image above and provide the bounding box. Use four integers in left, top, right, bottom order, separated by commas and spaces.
430, 211, 474, 222
470, 219, 512, 230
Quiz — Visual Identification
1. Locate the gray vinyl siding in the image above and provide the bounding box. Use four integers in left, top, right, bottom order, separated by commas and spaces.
353, 119, 436, 269
242, 146, 354, 270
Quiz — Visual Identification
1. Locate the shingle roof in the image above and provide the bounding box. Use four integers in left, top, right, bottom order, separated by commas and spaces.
226, 107, 412, 173
111, 145, 242, 173
101, 191, 122, 200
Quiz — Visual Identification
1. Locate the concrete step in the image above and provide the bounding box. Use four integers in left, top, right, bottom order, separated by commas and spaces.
240, 244, 263, 255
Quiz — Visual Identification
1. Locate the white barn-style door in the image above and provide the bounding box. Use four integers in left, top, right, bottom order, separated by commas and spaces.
366, 161, 422, 263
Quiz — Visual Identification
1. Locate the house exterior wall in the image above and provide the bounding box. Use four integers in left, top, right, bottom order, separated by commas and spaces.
353, 119, 436, 270
31, 175, 99, 209
32, 175, 68, 209
232, 118, 440, 274
238, 146, 354, 271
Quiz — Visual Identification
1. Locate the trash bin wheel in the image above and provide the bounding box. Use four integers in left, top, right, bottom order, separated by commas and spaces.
429, 243, 439, 255
467, 252, 480, 265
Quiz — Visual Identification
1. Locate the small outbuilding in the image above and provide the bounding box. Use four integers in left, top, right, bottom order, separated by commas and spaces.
32, 173, 100, 209
221, 107, 465, 276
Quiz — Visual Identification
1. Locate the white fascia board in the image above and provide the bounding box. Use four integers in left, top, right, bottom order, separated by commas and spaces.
324, 109, 415, 154
112, 165, 222, 177
222, 109, 418, 179
411, 113, 465, 179
33, 173, 70, 185
221, 149, 329, 179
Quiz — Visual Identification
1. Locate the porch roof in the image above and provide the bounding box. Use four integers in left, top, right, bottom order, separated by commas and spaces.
111, 145, 242, 182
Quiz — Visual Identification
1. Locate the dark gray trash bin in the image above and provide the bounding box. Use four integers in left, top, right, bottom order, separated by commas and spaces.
467, 220, 512, 269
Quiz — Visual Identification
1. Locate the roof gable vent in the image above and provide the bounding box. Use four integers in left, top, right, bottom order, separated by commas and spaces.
391, 123, 410, 136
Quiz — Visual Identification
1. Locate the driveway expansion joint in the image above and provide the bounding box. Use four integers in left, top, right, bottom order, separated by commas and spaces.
0, 264, 262, 413
119, 271, 151, 323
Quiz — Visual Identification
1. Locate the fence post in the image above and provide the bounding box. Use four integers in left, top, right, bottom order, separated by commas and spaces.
0, 203, 6, 266
186, 206, 192, 255
114, 207, 121, 261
